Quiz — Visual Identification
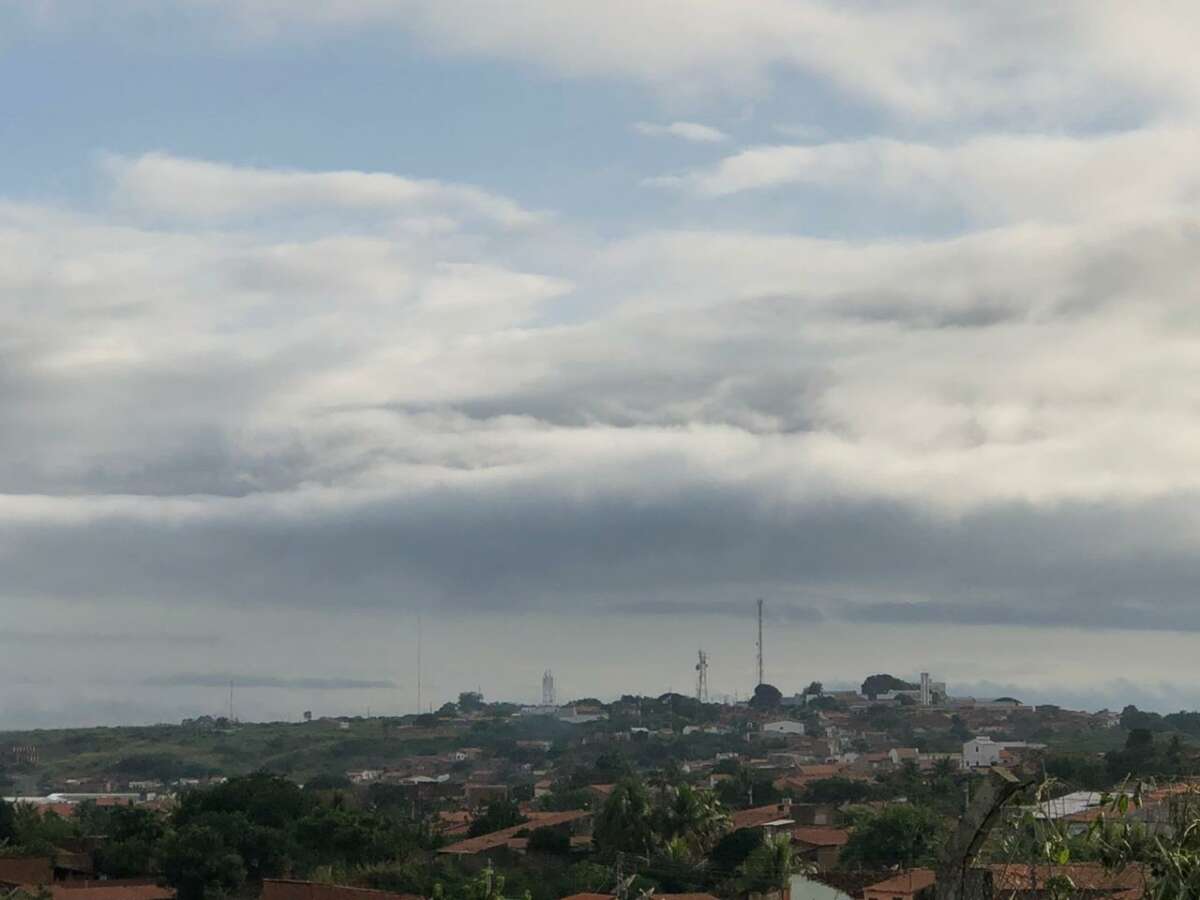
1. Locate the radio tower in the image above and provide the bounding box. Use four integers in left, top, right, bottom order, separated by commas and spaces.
756, 598, 765, 687
695, 650, 709, 702
542, 670, 556, 706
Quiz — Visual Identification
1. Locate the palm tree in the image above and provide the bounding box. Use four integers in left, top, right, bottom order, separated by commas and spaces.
595, 778, 658, 858
739, 833, 803, 895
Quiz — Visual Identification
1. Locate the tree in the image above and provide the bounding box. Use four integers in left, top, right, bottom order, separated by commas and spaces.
526, 826, 570, 855
467, 799, 525, 837
653, 783, 729, 855
457, 692, 485, 713
0, 800, 15, 845
799, 777, 874, 805
593, 778, 657, 857
92, 807, 166, 878
803, 681, 823, 696
950, 714, 972, 743
709, 827, 763, 876
739, 833, 797, 893
160, 824, 246, 900
748, 683, 783, 710
304, 773, 352, 791
861, 674, 917, 699
840, 804, 947, 869
1120, 705, 1167, 732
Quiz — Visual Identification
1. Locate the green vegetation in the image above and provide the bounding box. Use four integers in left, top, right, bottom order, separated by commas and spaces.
840, 803, 948, 869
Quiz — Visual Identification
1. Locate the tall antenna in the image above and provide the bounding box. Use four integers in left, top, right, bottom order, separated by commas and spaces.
756, 598, 764, 687
416, 615, 422, 716
695, 650, 709, 702
228, 679, 235, 723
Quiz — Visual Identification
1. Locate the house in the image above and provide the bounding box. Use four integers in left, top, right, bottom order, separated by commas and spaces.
962, 737, 1046, 768
464, 784, 510, 807
586, 783, 615, 803
789, 827, 849, 873
985, 863, 1147, 897
762, 721, 806, 736
438, 809, 591, 868
862, 868, 936, 900
0, 856, 54, 887
42, 881, 177, 900
888, 747, 920, 766
789, 876, 853, 900
730, 802, 796, 832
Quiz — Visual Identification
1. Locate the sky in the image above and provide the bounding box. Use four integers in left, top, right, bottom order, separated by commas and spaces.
4, 2, 1200, 726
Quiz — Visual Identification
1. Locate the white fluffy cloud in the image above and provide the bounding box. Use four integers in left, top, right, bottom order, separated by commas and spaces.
11, 6, 1200, 718
633, 121, 729, 143
17, 2, 1200, 122
102, 152, 545, 228
650, 128, 1200, 226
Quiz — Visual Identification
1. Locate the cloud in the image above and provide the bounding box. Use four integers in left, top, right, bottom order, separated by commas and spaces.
17, 2, 1200, 125
649, 128, 1200, 227
102, 152, 546, 228
633, 121, 729, 143
145, 674, 397, 690
7, 154, 1200, 640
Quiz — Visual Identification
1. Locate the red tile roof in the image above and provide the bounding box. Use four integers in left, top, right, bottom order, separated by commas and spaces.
789, 826, 850, 847
864, 868, 936, 896
0, 857, 54, 887
730, 803, 796, 831
987, 863, 1145, 895
438, 810, 590, 855
45, 881, 176, 900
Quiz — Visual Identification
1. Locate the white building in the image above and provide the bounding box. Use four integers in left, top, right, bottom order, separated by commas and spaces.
962, 737, 1046, 768
763, 720, 806, 735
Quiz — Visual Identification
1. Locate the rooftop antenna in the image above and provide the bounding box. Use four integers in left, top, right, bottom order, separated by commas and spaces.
756, 598, 765, 687
695, 650, 709, 703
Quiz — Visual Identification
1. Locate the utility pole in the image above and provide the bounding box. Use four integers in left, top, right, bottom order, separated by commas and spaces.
756, 598, 764, 686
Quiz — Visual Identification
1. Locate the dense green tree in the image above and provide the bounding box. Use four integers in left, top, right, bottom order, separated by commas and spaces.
91, 807, 166, 878
304, 773, 352, 791
799, 777, 875, 805
748, 683, 782, 710
0, 799, 16, 845
160, 824, 246, 900
739, 833, 796, 894
708, 827, 763, 879
1120, 705, 1167, 732
466, 800, 525, 838
861, 674, 917, 699
594, 779, 657, 857
840, 804, 948, 869
653, 784, 729, 855
525, 826, 570, 856
457, 692, 485, 713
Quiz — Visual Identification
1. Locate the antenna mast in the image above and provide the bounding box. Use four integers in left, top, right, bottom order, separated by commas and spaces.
695, 650, 709, 702
416, 615, 422, 716
756, 598, 764, 686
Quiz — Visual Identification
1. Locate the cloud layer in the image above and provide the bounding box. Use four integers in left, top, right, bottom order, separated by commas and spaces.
4, 4, 1200, 722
